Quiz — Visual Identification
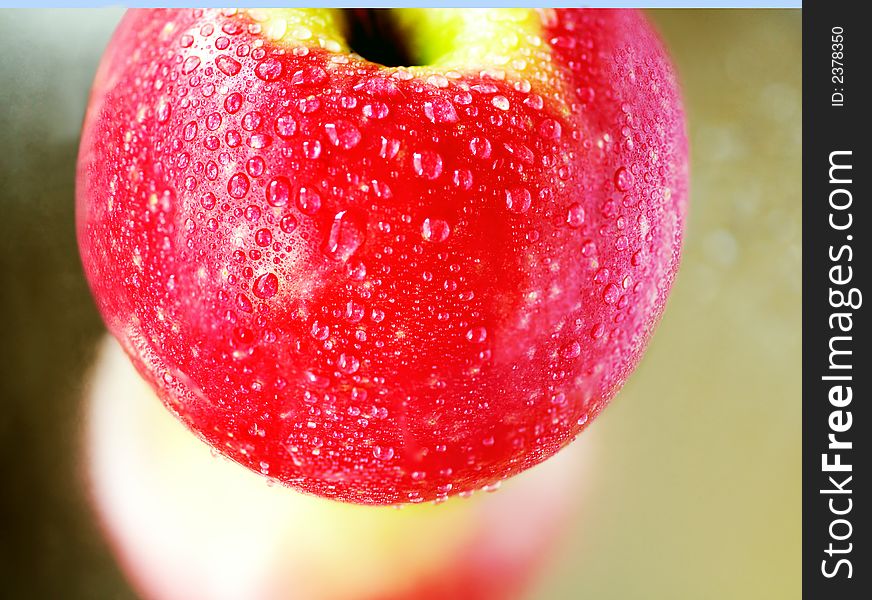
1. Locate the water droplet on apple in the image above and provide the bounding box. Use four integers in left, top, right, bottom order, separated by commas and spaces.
506, 187, 532, 214
469, 136, 492, 159
324, 120, 361, 149
274, 113, 297, 137
255, 228, 272, 247
324, 210, 365, 262
372, 446, 394, 461
423, 98, 458, 124
412, 151, 442, 179
254, 57, 283, 81
466, 326, 488, 344
614, 166, 634, 192
215, 55, 241, 76
296, 186, 321, 215
224, 92, 243, 114
252, 272, 279, 299
337, 353, 360, 374
421, 218, 450, 243
227, 173, 249, 198
566, 203, 585, 227
182, 56, 201, 74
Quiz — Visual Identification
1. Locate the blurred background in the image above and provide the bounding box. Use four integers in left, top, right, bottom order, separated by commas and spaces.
0, 9, 800, 600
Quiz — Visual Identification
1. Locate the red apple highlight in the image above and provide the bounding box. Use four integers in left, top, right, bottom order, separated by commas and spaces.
77, 8, 687, 503
85, 336, 590, 600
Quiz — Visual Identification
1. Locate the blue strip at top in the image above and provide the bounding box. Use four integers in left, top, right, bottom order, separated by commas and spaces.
0, 2, 803, 9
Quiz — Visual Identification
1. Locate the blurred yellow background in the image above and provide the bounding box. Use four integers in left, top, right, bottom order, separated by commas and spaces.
0, 9, 800, 600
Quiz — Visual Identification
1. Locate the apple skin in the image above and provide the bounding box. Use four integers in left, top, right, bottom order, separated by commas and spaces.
85, 336, 590, 600
77, 8, 687, 504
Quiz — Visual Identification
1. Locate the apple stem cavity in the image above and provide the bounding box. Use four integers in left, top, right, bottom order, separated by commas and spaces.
345, 9, 414, 68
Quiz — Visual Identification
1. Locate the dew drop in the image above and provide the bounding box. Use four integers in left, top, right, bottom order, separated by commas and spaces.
297, 186, 322, 215
324, 210, 365, 261
274, 113, 297, 137
603, 283, 620, 305
255, 57, 283, 81
560, 341, 581, 359
215, 55, 241, 76
466, 326, 488, 344
179, 122, 197, 143
491, 95, 510, 110
280, 214, 298, 233
614, 166, 634, 192
566, 203, 585, 227
421, 218, 450, 243
469, 136, 492, 159
412, 151, 443, 179
337, 353, 360, 374
324, 120, 361, 149
224, 92, 243, 114
253, 272, 279, 298
182, 56, 201, 74
255, 228, 272, 247
228, 173, 250, 198
505, 187, 532, 214
423, 98, 458, 124
373, 446, 395, 461
266, 177, 290, 207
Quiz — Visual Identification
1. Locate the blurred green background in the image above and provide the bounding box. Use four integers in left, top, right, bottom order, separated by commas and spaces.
0, 9, 800, 600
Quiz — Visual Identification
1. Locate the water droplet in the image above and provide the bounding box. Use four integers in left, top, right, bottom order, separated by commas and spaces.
324, 210, 364, 261
591, 323, 605, 339
491, 95, 510, 110
423, 98, 458, 124
345, 300, 365, 323
506, 187, 532, 214
566, 203, 585, 227
280, 214, 298, 233
421, 218, 450, 243
228, 173, 249, 198
182, 55, 201, 74
206, 112, 222, 130
603, 283, 620, 305
539, 118, 562, 140
412, 151, 442, 179
215, 55, 241, 76
274, 113, 297, 137
466, 326, 488, 343
324, 120, 361, 149
373, 445, 394, 461
178, 123, 197, 146
247, 133, 272, 149
297, 187, 321, 214
452, 169, 473, 190
311, 320, 330, 340
362, 102, 389, 119
265, 177, 290, 207
302, 140, 322, 159
236, 293, 253, 312
561, 341, 581, 359
253, 272, 279, 298
255, 228, 272, 247
337, 353, 360, 374
246, 156, 265, 177
179, 34, 194, 48
224, 92, 243, 114
469, 136, 492, 159
157, 101, 172, 123
255, 57, 283, 81
200, 192, 216, 210
614, 166, 634, 192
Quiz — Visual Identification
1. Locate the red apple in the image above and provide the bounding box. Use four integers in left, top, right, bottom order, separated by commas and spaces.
85, 336, 591, 600
77, 8, 687, 503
